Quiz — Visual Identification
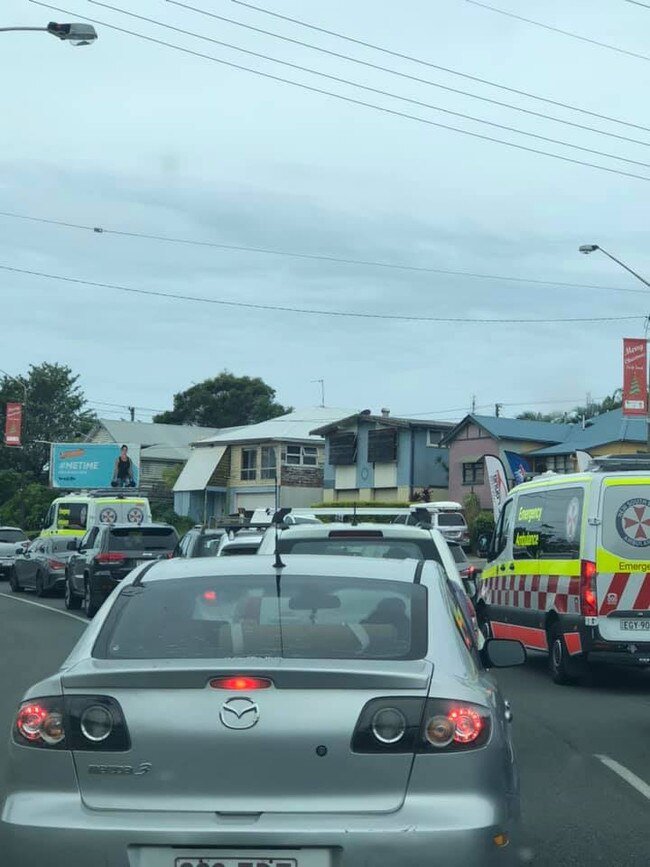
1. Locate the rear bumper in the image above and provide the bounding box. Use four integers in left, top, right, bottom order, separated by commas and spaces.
587, 648, 650, 667
1, 791, 519, 867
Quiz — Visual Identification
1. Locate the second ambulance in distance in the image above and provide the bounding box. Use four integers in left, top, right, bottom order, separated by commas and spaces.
479, 454, 650, 684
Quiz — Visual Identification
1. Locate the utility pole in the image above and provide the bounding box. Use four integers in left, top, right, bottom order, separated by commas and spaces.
312, 379, 325, 408
128, 406, 135, 422
471, 394, 477, 413
495, 403, 503, 418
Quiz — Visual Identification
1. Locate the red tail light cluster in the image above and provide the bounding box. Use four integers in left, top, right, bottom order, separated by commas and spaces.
47, 559, 66, 570
95, 552, 126, 565
580, 560, 598, 616
352, 697, 490, 754
13, 696, 130, 751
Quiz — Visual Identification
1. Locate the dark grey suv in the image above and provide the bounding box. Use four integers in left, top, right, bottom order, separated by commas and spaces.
64, 523, 179, 617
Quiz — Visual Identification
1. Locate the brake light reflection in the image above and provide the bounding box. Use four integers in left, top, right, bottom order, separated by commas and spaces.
202, 590, 217, 602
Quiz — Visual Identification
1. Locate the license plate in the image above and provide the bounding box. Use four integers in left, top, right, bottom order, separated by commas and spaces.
621, 619, 650, 631
175, 860, 297, 867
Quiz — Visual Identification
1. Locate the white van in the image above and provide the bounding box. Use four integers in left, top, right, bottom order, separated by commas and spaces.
393, 502, 470, 547
480, 454, 650, 683
41, 491, 152, 539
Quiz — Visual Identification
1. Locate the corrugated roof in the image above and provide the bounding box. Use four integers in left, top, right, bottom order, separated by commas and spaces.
311, 412, 455, 436
442, 414, 572, 445
90, 419, 221, 448
195, 407, 356, 446
529, 409, 646, 456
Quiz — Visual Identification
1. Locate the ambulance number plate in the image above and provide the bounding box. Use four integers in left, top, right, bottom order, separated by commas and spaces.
621, 620, 650, 631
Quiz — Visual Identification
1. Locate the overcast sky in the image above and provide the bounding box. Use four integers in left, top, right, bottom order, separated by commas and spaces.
2, 0, 650, 424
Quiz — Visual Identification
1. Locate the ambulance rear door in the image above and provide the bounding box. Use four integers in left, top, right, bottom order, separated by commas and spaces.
595, 476, 650, 641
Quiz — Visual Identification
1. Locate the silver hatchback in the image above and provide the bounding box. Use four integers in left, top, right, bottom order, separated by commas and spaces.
1, 555, 524, 866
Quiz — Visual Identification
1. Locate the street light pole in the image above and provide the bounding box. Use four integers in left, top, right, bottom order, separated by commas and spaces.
579, 244, 650, 451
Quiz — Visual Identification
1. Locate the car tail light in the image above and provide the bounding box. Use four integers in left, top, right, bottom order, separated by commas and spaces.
95, 553, 125, 565
580, 560, 598, 616
210, 676, 272, 690
13, 696, 129, 751
352, 697, 491, 753
47, 559, 66, 570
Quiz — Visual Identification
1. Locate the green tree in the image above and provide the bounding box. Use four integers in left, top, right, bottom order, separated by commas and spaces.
0, 482, 58, 532
0, 363, 97, 480
154, 371, 291, 428
516, 389, 624, 424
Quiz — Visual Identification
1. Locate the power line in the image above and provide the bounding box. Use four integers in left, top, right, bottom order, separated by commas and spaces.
465, 0, 650, 63
400, 396, 609, 417
82, 2, 650, 172
626, 1, 650, 8
1, 262, 644, 324
160, 0, 650, 149
2, 207, 649, 298
231, 0, 650, 135
30, 2, 650, 183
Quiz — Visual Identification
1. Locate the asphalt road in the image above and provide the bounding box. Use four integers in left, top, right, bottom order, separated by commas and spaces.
0, 586, 649, 866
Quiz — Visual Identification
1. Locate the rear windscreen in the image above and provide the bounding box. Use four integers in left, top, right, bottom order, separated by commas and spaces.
95, 574, 427, 661
221, 543, 260, 556
447, 544, 466, 564
278, 537, 438, 562
108, 527, 177, 552
437, 513, 466, 527
602, 484, 650, 560
0, 529, 26, 543
196, 535, 224, 557
49, 538, 73, 553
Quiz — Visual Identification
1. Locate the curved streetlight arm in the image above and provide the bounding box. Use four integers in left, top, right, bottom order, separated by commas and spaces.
0, 26, 48, 32
596, 246, 650, 291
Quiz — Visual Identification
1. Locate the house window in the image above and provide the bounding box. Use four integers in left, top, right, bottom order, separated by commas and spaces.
241, 447, 257, 480
284, 445, 319, 466
367, 429, 397, 463
261, 446, 277, 480
543, 455, 575, 474
427, 429, 443, 446
462, 461, 484, 485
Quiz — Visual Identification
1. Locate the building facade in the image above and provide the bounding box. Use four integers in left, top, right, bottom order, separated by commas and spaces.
312, 411, 453, 503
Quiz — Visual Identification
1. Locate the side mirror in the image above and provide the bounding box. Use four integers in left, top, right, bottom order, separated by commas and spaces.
477, 533, 492, 558
462, 578, 477, 599
67, 539, 79, 551
481, 638, 526, 668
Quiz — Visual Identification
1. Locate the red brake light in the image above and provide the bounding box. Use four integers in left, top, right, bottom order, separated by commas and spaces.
448, 706, 483, 744
580, 560, 598, 616
16, 704, 48, 742
210, 676, 272, 690
47, 559, 66, 570
203, 590, 217, 602
95, 553, 125, 564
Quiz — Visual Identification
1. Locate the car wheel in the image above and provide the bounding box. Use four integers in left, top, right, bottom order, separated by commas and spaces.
549, 625, 584, 685
83, 578, 100, 619
35, 571, 46, 598
8, 567, 23, 593
64, 574, 82, 610
476, 605, 491, 641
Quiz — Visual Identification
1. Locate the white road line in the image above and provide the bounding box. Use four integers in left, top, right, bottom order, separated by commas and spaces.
0, 592, 87, 624
595, 754, 650, 801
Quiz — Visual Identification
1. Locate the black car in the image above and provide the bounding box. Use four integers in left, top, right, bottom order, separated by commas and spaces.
9, 535, 76, 597
174, 526, 226, 558
65, 523, 179, 617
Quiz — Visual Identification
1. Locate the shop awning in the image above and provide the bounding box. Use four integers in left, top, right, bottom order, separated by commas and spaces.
173, 446, 227, 492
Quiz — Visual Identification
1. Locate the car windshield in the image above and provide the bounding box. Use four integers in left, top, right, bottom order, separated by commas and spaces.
108, 527, 177, 552
437, 513, 466, 527
94, 573, 427, 661
279, 536, 439, 562
0, 530, 26, 543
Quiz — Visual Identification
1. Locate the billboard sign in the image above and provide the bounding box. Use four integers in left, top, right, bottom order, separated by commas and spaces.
4, 403, 22, 447
50, 442, 141, 490
622, 338, 648, 417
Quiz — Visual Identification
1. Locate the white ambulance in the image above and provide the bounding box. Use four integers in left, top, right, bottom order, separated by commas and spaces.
40, 491, 152, 539
480, 454, 650, 684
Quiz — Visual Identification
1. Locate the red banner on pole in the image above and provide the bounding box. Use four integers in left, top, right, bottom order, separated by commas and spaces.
4, 403, 22, 447
623, 338, 648, 417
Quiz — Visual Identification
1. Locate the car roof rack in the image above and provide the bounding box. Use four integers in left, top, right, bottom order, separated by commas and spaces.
82, 489, 146, 498
587, 453, 650, 473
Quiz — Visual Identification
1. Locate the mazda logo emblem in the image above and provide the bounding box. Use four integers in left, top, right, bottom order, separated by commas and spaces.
219, 697, 260, 730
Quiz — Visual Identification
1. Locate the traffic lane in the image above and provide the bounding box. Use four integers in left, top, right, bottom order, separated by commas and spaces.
0, 592, 86, 802
497, 653, 650, 866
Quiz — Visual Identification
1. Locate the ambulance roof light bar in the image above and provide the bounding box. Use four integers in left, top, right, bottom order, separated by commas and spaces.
587, 454, 650, 473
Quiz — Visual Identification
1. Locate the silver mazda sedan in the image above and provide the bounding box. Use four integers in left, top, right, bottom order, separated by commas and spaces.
1, 555, 524, 867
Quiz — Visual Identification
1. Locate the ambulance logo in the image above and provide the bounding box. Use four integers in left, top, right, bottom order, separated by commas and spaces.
616, 498, 650, 547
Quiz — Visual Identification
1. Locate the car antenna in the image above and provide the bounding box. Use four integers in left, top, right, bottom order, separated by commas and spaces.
271, 508, 286, 570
